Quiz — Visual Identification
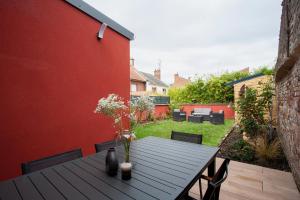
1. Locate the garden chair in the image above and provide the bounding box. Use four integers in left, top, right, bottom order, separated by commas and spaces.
21, 148, 82, 174
210, 110, 225, 125
171, 131, 202, 144
95, 140, 121, 153
173, 109, 187, 122
171, 131, 203, 198
191, 108, 212, 121
182, 158, 230, 200
200, 158, 230, 200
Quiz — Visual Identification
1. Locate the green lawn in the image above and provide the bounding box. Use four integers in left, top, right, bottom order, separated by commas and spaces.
133, 119, 234, 146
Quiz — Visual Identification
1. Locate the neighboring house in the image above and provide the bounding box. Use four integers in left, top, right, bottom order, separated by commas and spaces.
130, 65, 146, 95
170, 73, 191, 89
130, 59, 169, 95
140, 69, 169, 95
0, 0, 133, 180
275, 0, 300, 189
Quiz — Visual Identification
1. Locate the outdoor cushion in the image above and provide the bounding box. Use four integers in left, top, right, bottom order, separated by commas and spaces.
193, 108, 212, 115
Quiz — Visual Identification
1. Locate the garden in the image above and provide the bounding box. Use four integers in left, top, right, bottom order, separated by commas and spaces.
131, 67, 290, 171
133, 119, 234, 146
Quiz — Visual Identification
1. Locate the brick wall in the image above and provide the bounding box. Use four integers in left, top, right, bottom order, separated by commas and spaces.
275, 0, 300, 190
233, 75, 276, 122
131, 80, 146, 91
170, 73, 191, 89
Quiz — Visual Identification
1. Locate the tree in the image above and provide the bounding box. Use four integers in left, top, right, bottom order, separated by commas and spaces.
168, 70, 250, 105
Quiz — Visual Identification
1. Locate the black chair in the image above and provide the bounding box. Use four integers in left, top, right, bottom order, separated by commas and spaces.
171, 131, 202, 144
21, 148, 82, 174
171, 131, 203, 199
182, 159, 230, 200
95, 140, 121, 153
173, 109, 187, 122
200, 158, 230, 200
209, 110, 225, 125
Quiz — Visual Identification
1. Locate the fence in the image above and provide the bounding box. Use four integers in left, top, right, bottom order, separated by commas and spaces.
130, 95, 170, 105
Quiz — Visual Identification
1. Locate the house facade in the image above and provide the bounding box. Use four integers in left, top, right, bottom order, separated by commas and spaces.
130, 60, 169, 96
0, 0, 133, 180
130, 65, 146, 94
170, 73, 191, 89
140, 69, 169, 95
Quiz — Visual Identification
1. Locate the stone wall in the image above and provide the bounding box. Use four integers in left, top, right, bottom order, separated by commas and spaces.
275, 0, 300, 190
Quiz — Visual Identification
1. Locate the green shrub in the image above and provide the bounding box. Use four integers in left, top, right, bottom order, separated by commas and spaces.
232, 139, 248, 149
231, 139, 255, 162
168, 71, 250, 105
241, 146, 255, 161
236, 88, 265, 138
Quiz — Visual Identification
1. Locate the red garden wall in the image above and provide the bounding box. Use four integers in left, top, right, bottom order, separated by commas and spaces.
154, 105, 170, 119
0, 0, 130, 180
181, 104, 235, 119
136, 105, 170, 121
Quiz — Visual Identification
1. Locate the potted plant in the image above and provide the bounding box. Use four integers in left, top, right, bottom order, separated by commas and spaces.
95, 93, 137, 179
94, 94, 128, 176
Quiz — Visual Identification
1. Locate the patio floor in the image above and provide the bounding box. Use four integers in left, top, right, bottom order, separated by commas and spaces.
189, 158, 300, 200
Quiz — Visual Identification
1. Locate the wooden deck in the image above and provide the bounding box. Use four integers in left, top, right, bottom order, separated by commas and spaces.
189, 158, 300, 200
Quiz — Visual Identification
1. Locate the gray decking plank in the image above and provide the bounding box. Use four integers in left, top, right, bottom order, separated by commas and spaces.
77, 158, 160, 200
92, 154, 187, 187
14, 176, 44, 200
0, 181, 22, 200
29, 172, 66, 200
53, 165, 111, 200
63, 162, 134, 200
41, 168, 87, 200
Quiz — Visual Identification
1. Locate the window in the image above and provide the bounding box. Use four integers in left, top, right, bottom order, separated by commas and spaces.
131, 84, 137, 92
162, 88, 166, 94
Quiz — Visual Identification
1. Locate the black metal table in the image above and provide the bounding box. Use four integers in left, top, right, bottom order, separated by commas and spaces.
0, 136, 219, 200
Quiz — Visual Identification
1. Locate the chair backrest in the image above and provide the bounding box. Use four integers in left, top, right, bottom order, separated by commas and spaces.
193, 108, 212, 115
21, 148, 82, 174
203, 158, 230, 200
95, 140, 120, 153
171, 131, 202, 144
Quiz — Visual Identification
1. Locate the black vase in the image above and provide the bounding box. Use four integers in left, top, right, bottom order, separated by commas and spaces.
106, 148, 119, 176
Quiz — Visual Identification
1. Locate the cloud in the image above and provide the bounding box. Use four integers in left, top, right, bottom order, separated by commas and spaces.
84, 0, 282, 84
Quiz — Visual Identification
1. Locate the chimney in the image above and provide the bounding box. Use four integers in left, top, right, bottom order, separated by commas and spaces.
240, 67, 249, 73
130, 58, 135, 66
154, 69, 161, 80
174, 73, 179, 83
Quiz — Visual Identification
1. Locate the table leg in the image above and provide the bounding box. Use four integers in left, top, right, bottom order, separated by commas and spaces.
208, 157, 216, 200
208, 157, 216, 177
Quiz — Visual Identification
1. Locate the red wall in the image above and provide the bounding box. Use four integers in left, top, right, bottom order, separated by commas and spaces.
181, 104, 235, 119
136, 105, 170, 121
0, 0, 130, 180
154, 105, 170, 119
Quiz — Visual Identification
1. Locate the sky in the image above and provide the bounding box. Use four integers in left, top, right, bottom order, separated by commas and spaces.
84, 0, 282, 84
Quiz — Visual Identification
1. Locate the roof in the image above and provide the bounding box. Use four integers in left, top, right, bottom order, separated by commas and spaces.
170, 75, 191, 89
225, 73, 264, 86
130, 66, 146, 82
140, 72, 169, 87
64, 0, 134, 40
